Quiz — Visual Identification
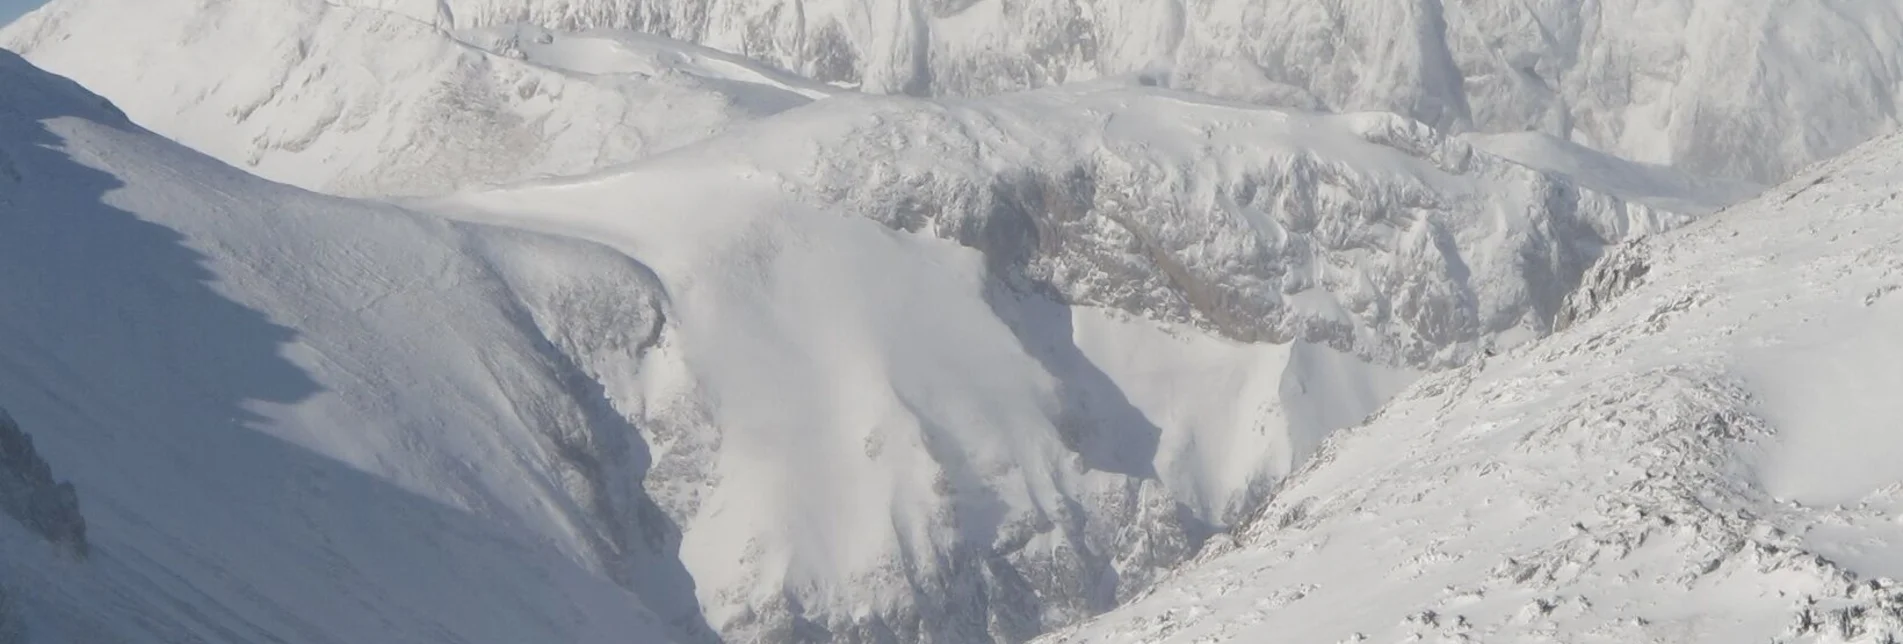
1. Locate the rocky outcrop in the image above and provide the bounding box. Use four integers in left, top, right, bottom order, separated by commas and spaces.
1554, 238, 1651, 332
0, 409, 86, 558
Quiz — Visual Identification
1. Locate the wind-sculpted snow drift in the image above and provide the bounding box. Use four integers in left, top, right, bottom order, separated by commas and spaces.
1042, 135, 1903, 643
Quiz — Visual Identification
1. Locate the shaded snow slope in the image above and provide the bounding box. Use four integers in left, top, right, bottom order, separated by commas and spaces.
305, 0, 1903, 185
0, 50, 697, 643
0, 0, 821, 197
1040, 134, 1903, 643
423, 82, 1682, 642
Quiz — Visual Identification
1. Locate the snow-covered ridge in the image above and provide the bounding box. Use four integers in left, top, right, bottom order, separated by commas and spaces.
0, 0, 820, 197
0, 48, 694, 643
324, 0, 1903, 185
1039, 134, 1903, 642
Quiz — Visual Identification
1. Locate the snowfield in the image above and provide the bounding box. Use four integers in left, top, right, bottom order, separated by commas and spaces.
1040, 134, 1903, 643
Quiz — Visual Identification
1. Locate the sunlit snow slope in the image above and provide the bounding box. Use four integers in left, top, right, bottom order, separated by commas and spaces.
1041, 134, 1903, 643
0, 49, 699, 643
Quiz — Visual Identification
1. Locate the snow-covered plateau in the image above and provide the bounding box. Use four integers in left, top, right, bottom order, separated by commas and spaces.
3, 0, 1903, 643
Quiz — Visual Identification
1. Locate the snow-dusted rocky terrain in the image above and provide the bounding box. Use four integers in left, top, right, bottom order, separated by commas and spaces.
1042, 134, 1903, 643
208, 0, 1903, 185
4, 1, 1903, 643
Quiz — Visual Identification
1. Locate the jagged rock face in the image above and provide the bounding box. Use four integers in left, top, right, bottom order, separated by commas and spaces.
0, 410, 86, 559
363, 0, 1903, 184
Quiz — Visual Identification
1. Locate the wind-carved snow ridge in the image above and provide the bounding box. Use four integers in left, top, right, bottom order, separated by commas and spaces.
1042, 133, 1903, 643
276, 0, 1903, 185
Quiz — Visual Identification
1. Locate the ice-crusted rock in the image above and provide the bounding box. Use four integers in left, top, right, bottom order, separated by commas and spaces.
1038, 132, 1903, 643
302, 0, 1903, 185
0, 410, 85, 559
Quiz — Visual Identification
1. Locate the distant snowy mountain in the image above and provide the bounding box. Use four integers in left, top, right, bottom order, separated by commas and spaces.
13, 0, 1891, 190
275, 0, 1903, 185
0, 0, 827, 196
1039, 133, 1903, 643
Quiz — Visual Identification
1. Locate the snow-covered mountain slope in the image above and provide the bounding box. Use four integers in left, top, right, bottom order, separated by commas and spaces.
0, 0, 826, 197
418, 80, 1694, 642
1038, 133, 1903, 643
0, 37, 1689, 643
0, 50, 701, 643
297, 0, 1903, 185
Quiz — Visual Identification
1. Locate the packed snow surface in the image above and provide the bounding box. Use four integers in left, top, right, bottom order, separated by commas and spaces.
1040, 134, 1903, 643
